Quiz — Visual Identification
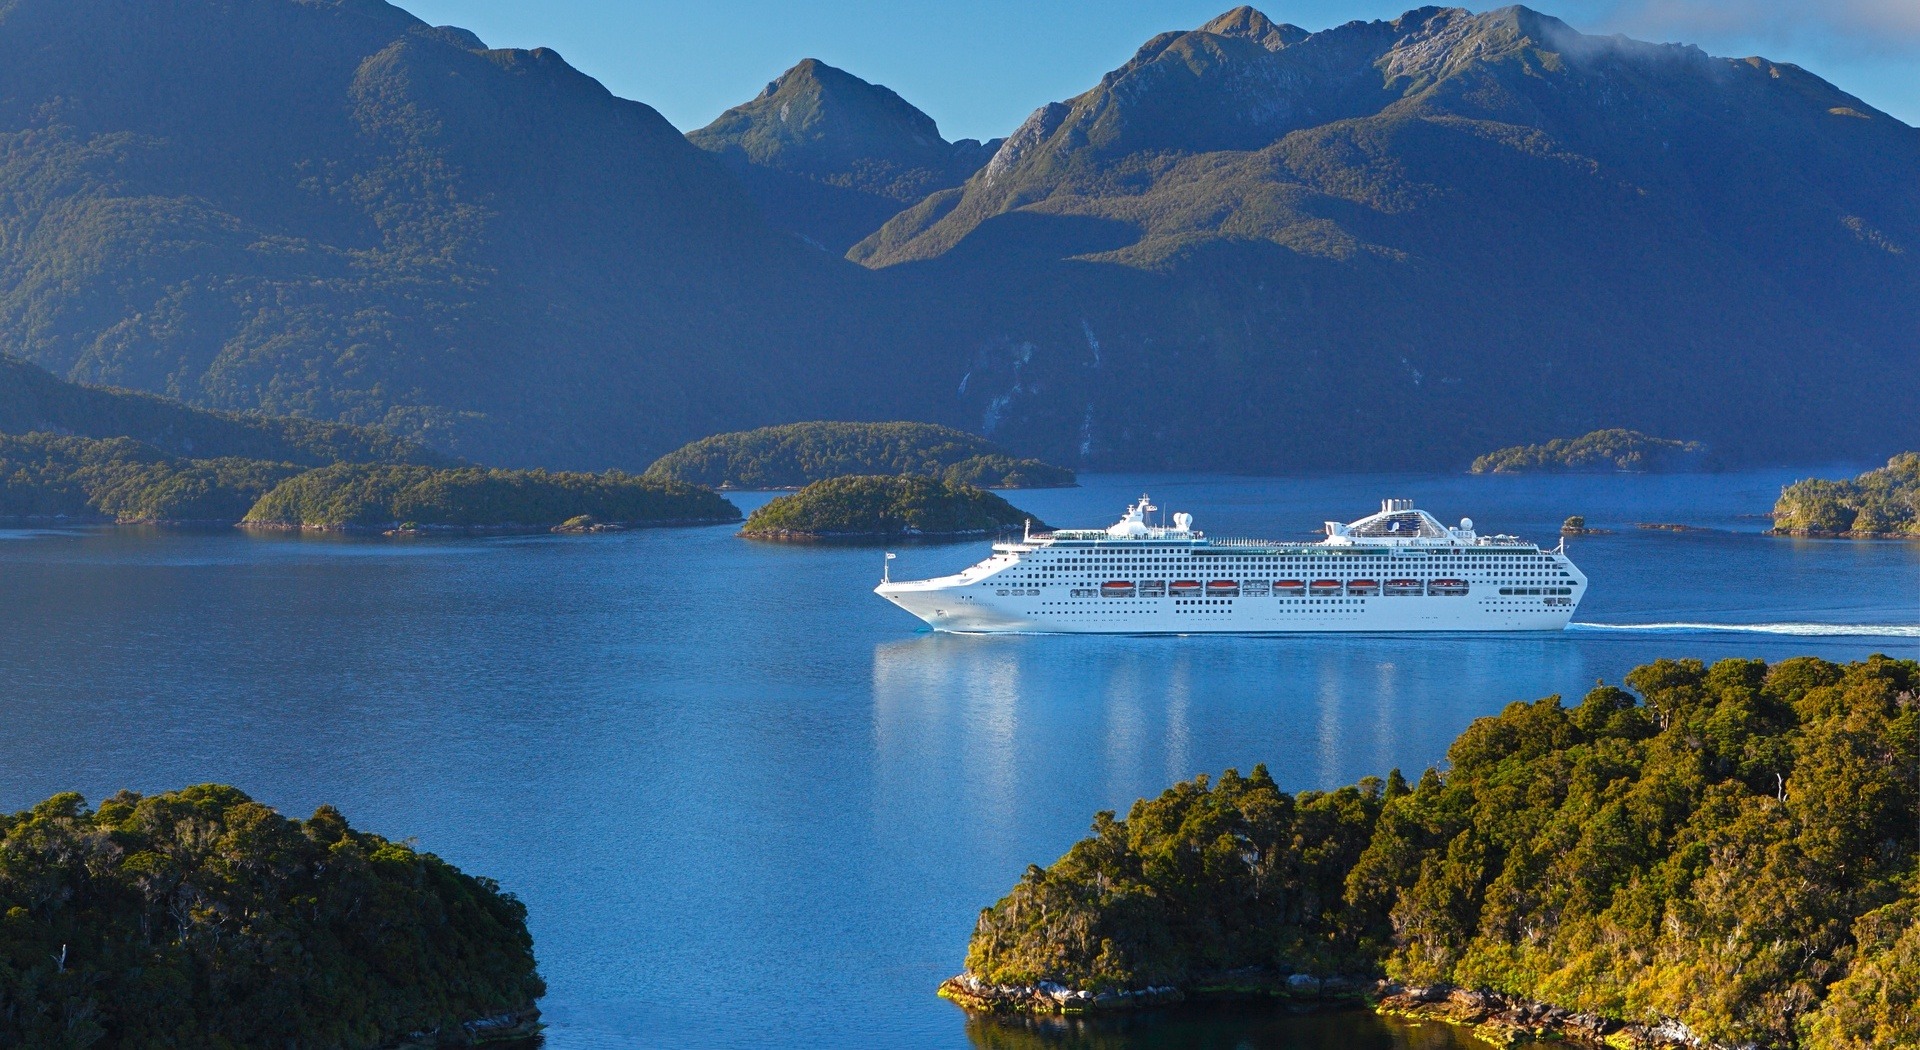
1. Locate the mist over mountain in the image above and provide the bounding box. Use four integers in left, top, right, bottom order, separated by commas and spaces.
689, 59, 1000, 253
0, 1, 1913, 472
854, 5, 1920, 468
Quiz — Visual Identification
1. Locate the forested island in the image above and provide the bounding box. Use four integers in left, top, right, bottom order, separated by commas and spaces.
1470, 429, 1708, 474
244, 465, 739, 531
948, 655, 1919, 1050
1772, 454, 1920, 538
645, 422, 1075, 490
740, 475, 1039, 540
0, 784, 542, 1047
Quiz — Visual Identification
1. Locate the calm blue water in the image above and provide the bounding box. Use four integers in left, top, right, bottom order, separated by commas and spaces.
1, 470, 1915, 1049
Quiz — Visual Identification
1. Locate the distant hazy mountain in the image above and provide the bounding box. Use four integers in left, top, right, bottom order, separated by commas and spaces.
0, 0, 920, 468
689, 60, 1000, 253
854, 5, 1920, 468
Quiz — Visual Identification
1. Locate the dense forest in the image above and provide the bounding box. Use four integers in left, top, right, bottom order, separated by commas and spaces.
0, 355, 442, 467
0, 784, 543, 1047
0, 434, 301, 522
955, 655, 1920, 1049
243, 464, 740, 530
1469, 429, 1708, 474
1773, 454, 1920, 537
740, 475, 1039, 539
646, 422, 1074, 490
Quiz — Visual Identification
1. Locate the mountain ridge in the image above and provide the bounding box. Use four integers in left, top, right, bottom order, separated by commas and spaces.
0, 1, 1913, 473
689, 58, 1000, 252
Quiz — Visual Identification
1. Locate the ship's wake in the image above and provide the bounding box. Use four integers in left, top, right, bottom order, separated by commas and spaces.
1570, 621, 1920, 638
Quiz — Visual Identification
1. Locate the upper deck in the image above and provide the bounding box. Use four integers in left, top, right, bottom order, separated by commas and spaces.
994, 497, 1549, 556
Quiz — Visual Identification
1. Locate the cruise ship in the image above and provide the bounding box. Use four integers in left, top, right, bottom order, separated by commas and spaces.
875, 497, 1585, 634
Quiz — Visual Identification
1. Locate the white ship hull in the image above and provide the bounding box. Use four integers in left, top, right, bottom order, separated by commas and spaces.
875, 497, 1586, 635
876, 583, 1577, 634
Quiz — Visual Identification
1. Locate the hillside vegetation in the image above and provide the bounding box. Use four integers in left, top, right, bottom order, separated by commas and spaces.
243, 464, 740, 529
0, 355, 442, 466
741, 475, 1038, 538
1469, 429, 1708, 473
957, 655, 1920, 1049
1773, 454, 1920, 537
0, 433, 301, 522
0, 2, 1913, 471
0, 784, 542, 1047
646, 422, 1074, 489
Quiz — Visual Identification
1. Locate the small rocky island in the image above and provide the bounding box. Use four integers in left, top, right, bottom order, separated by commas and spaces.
1772, 453, 1919, 538
1470, 428, 1707, 473
645, 421, 1076, 490
946, 656, 1920, 1050
0, 784, 543, 1046
740, 475, 1040, 540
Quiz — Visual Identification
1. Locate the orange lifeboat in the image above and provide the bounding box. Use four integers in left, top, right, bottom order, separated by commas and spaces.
1205, 580, 1240, 597
1100, 581, 1136, 598
1309, 579, 1342, 596
1169, 580, 1202, 597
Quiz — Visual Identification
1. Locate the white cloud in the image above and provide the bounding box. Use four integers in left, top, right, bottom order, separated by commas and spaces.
1562, 0, 1920, 56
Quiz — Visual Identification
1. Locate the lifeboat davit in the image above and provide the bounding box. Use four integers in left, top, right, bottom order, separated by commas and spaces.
1384, 578, 1424, 596
1429, 578, 1469, 596
1346, 579, 1380, 596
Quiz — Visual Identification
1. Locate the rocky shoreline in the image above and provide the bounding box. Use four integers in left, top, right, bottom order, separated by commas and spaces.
390, 1006, 543, 1047
942, 973, 1729, 1049
237, 516, 740, 535
1769, 526, 1920, 540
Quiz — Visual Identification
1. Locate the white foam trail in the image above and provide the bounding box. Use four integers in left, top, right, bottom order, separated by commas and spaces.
1570, 622, 1920, 638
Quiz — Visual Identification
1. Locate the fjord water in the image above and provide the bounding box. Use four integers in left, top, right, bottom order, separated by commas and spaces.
2, 470, 1915, 1050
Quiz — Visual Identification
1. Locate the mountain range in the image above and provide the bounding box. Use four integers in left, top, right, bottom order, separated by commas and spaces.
0, 1, 1914, 471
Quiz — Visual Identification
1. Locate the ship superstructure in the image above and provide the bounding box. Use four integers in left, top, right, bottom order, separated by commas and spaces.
874, 497, 1586, 634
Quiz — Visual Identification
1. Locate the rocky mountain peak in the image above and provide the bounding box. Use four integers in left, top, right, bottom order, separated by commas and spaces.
1198, 6, 1309, 51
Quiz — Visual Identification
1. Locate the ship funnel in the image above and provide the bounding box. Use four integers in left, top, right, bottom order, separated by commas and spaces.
1382, 498, 1414, 513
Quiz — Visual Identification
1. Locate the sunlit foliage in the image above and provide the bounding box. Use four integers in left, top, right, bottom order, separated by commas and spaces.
967, 656, 1920, 1049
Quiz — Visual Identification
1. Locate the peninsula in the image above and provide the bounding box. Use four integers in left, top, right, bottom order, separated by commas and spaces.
740, 475, 1039, 540
0, 784, 543, 1047
946, 655, 1919, 1050
0, 357, 741, 531
646, 422, 1075, 490
1772, 454, 1919, 538
1470, 429, 1707, 473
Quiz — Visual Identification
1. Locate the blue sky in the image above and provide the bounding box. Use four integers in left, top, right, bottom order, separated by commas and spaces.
395, 1, 1920, 140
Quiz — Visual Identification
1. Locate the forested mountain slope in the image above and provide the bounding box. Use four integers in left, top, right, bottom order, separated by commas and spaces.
0, 354, 438, 465
854, 6, 1920, 469
1, 1, 1913, 471
0, 0, 922, 468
